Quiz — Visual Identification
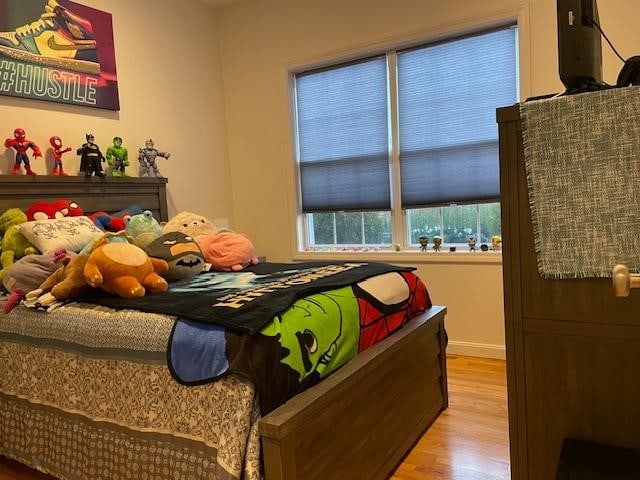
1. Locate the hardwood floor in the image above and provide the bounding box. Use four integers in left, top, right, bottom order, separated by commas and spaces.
391, 355, 510, 480
0, 355, 509, 480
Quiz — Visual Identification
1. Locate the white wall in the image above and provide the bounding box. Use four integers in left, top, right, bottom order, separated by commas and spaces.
0, 0, 233, 223
3, 1, 637, 358
215, 0, 640, 358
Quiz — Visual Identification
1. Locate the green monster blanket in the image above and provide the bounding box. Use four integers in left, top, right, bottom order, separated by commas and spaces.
167, 265, 431, 413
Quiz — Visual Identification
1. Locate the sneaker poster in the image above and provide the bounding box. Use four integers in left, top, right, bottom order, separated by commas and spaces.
0, 0, 120, 110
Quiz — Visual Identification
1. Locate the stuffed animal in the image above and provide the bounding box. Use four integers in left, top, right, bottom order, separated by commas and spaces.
37, 254, 93, 301
125, 210, 163, 249
115, 204, 143, 217
0, 208, 38, 283
145, 232, 205, 281
2, 248, 73, 313
26, 199, 83, 221
90, 211, 127, 232
197, 231, 259, 272
84, 240, 169, 298
23, 254, 95, 312
163, 211, 219, 239
90, 204, 143, 232
80, 231, 134, 256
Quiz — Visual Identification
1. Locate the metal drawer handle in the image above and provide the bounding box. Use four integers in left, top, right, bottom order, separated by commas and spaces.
612, 264, 640, 297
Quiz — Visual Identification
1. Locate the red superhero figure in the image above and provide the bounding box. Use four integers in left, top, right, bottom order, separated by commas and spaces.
49, 136, 71, 176
4, 128, 41, 175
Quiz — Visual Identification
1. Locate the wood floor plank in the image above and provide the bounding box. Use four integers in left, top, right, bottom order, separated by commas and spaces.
0, 355, 509, 480
390, 355, 510, 480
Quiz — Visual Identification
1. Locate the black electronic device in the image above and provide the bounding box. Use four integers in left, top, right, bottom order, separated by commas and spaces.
557, 0, 603, 93
617, 56, 640, 86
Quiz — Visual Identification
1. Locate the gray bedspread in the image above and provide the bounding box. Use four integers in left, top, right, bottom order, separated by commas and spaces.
0, 301, 262, 480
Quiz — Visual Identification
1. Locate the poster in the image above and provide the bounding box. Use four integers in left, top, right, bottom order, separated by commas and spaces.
0, 0, 119, 110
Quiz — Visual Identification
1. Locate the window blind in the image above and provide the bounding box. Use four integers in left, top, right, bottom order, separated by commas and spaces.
295, 57, 390, 212
398, 27, 518, 208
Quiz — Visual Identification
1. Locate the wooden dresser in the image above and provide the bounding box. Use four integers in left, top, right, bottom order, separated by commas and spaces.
497, 105, 640, 479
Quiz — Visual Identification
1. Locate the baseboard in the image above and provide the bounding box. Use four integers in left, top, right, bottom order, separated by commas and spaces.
447, 340, 506, 360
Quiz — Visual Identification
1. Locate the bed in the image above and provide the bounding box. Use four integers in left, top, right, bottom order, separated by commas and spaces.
0, 175, 448, 480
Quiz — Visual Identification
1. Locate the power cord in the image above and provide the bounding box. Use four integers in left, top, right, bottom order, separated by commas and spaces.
586, 13, 640, 86
585, 14, 626, 63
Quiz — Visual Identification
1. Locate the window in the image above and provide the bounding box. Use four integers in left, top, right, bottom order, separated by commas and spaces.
293, 26, 518, 252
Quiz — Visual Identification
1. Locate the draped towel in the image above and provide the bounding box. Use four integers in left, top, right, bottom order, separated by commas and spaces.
520, 87, 640, 279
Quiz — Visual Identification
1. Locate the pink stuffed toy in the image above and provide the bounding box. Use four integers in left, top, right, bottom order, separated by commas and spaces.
197, 232, 258, 271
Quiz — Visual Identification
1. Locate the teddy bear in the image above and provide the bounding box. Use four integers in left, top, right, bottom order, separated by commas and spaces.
84, 240, 169, 298
197, 231, 259, 272
163, 211, 220, 240
0, 208, 38, 283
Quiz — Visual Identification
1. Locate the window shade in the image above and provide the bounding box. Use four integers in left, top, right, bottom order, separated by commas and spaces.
296, 57, 390, 212
398, 27, 517, 208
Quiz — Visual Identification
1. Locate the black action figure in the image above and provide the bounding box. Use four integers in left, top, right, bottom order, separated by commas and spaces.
77, 133, 105, 177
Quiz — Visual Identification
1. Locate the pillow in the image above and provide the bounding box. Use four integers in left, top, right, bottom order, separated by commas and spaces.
18, 216, 104, 253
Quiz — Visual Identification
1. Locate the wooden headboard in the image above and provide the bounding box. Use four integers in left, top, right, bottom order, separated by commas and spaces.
0, 176, 169, 221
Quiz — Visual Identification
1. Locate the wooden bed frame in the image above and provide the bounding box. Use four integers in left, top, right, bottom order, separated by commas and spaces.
0, 175, 169, 222
0, 175, 448, 480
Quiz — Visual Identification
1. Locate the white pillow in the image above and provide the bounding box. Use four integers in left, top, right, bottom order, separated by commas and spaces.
18, 216, 104, 253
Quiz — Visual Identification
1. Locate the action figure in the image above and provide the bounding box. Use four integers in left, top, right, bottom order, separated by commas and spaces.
467, 235, 477, 252
77, 133, 105, 177
4, 128, 41, 175
418, 235, 429, 252
138, 139, 170, 177
491, 235, 502, 251
49, 136, 71, 176
106, 136, 129, 177
433, 236, 442, 252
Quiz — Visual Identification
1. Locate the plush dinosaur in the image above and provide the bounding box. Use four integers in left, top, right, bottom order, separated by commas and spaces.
0, 208, 38, 283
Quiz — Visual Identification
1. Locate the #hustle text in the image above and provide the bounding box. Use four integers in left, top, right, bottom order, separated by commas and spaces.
0, 61, 98, 105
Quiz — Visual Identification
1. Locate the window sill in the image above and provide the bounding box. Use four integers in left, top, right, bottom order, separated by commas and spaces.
293, 250, 502, 265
